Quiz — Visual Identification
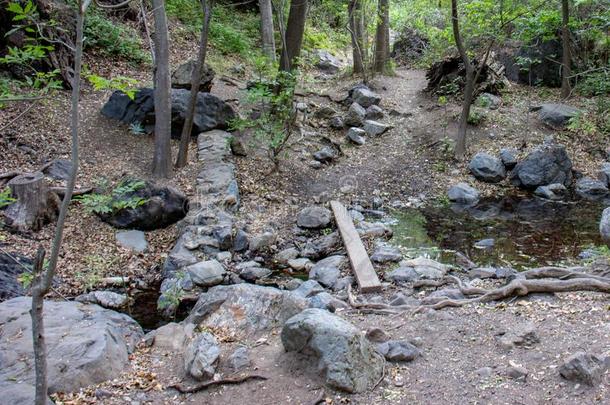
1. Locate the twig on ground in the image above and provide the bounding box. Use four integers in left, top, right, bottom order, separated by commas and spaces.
168, 374, 268, 394
310, 390, 326, 405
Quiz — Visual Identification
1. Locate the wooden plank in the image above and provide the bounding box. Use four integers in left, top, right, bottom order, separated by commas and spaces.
330, 200, 382, 293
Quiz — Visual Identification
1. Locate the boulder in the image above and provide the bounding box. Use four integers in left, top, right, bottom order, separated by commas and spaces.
309, 255, 345, 288
0, 297, 142, 394
597, 162, 610, 186
533, 103, 580, 128
349, 85, 381, 108
600, 207, 610, 244
498, 39, 563, 87
75, 290, 128, 309
476, 93, 501, 110
185, 284, 307, 338
347, 127, 366, 145
313, 146, 337, 163
99, 181, 188, 230
0, 252, 30, 300
534, 183, 568, 200
576, 177, 609, 201
186, 260, 226, 287
386, 266, 419, 283
314, 50, 342, 73
281, 308, 384, 393
297, 206, 332, 229
362, 120, 390, 137
0, 382, 53, 405
558, 351, 608, 386
227, 346, 251, 371
240, 266, 272, 281
365, 105, 384, 120
42, 158, 73, 181
115, 230, 148, 252
307, 292, 349, 312
344, 102, 366, 127
184, 332, 220, 380
400, 257, 448, 279
447, 183, 479, 205
171, 60, 215, 92
510, 144, 573, 189
300, 232, 342, 259
468, 152, 506, 183
101, 88, 235, 138
376, 340, 421, 362
499, 148, 518, 170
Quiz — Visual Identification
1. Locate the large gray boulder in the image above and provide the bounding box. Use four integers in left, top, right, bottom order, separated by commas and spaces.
349, 84, 381, 108
468, 152, 506, 183
558, 351, 608, 386
171, 60, 215, 92
281, 308, 384, 393
447, 183, 479, 205
314, 49, 342, 73
0, 297, 142, 394
185, 284, 307, 338
297, 206, 332, 229
575, 177, 609, 201
186, 260, 226, 287
533, 103, 580, 128
510, 144, 573, 189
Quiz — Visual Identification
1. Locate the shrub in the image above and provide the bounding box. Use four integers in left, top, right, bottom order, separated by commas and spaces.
84, 12, 149, 64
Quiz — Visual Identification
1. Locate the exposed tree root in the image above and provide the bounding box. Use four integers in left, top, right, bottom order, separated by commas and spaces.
346, 285, 413, 314
168, 374, 268, 394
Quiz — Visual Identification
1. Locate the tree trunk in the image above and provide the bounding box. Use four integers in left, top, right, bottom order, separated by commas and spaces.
348, 0, 366, 74
279, 0, 308, 72
151, 0, 172, 178
4, 172, 59, 232
561, 0, 571, 99
259, 0, 276, 61
175, 0, 212, 168
374, 0, 389, 73
451, 0, 473, 160
30, 248, 47, 405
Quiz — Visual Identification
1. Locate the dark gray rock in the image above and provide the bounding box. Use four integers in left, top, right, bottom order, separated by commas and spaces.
447, 183, 480, 205
314, 106, 338, 120
499, 148, 518, 170
329, 115, 344, 129
0, 252, 30, 300
308, 292, 348, 312
376, 340, 421, 362
249, 232, 276, 252
371, 244, 402, 263
0, 297, 142, 393
363, 120, 390, 136
365, 327, 389, 343
99, 181, 188, 231
510, 144, 573, 189
292, 280, 325, 298
227, 346, 251, 371
534, 183, 568, 200
497, 322, 539, 350
75, 290, 128, 309
240, 266, 272, 281
115, 230, 148, 252
313, 146, 337, 163
498, 39, 563, 87
297, 206, 332, 229
347, 127, 366, 145
309, 255, 345, 288
281, 308, 384, 393
184, 332, 220, 380
233, 229, 250, 252
558, 351, 608, 386
534, 103, 580, 128
171, 60, 215, 92
597, 162, 610, 186
600, 207, 610, 244
187, 260, 226, 287
365, 105, 384, 120
101, 88, 235, 138
314, 49, 342, 73
43, 159, 73, 181
344, 102, 366, 127
469, 152, 506, 183
386, 266, 419, 283
350, 85, 381, 108
300, 232, 342, 260
576, 177, 609, 201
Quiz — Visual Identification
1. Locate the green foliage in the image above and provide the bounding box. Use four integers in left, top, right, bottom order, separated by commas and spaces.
17, 272, 34, 289
577, 70, 610, 96
129, 122, 146, 135
84, 11, 149, 64
74, 179, 148, 215
467, 108, 486, 125
76, 255, 115, 292
0, 188, 16, 209
85, 73, 138, 99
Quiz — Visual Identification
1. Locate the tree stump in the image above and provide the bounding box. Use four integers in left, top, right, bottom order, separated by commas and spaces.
4, 172, 60, 232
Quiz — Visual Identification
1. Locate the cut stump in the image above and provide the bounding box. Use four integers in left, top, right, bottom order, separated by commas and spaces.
4, 172, 60, 232
330, 201, 382, 293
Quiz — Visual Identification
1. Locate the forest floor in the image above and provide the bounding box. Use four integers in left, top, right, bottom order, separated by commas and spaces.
1, 26, 609, 405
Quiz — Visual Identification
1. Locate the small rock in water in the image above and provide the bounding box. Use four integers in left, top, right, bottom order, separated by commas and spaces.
116, 230, 148, 252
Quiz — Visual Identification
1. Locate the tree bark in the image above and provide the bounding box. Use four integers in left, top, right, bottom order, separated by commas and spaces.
348, 0, 364, 74
4, 172, 59, 232
451, 0, 473, 160
151, 0, 172, 178
175, 0, 212, 168
259, 0, 276, 61
374, 0, 389, 73
561, 0, 571, 99
279, 0, 308, 72
31, 1, 87, 402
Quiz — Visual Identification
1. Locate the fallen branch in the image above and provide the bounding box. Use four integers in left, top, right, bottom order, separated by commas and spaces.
50, 187, 93, 198
168, 374, 268, 394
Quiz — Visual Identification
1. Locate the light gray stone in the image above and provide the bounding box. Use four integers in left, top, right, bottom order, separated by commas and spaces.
376, 340, 421, 362
297, 206, 332, 229
386, 266, 419, 283
75, 290, 128, 309
288, 258, 314, 272
344, 102, 366, 127
534, 183, 568, 200
447, 183, 480, 205
371, 244, 402, 263
363, 120, 390, 136
350, 85, 381, 108
600, 207, 610, 244
535, 103, 580, 128
400, 257, 448, 279
347, 127, 366, 145
559, 351, 607, 386
309, 255, 345, 288
240, 266, 272, 281
365, 105, 384, 120
116, 230, 148, 252
186, 260, 226, 287
227, 346, 251, 371
184, 332, 220, 380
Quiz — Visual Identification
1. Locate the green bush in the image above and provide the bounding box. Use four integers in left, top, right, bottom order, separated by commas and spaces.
577, 70, 610, 96
84, 12, 149, 64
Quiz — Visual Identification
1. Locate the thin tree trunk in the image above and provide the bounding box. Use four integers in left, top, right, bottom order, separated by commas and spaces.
176, 0, 212, 168
451, 0, 473, 159
561, 0, 571, 99
374, 0, 389, 73
348, 0, 364, 74
279, 0, 308, 72
259, 0, 276, 61
151, 0, 172, 178
31, 1, 88, 403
